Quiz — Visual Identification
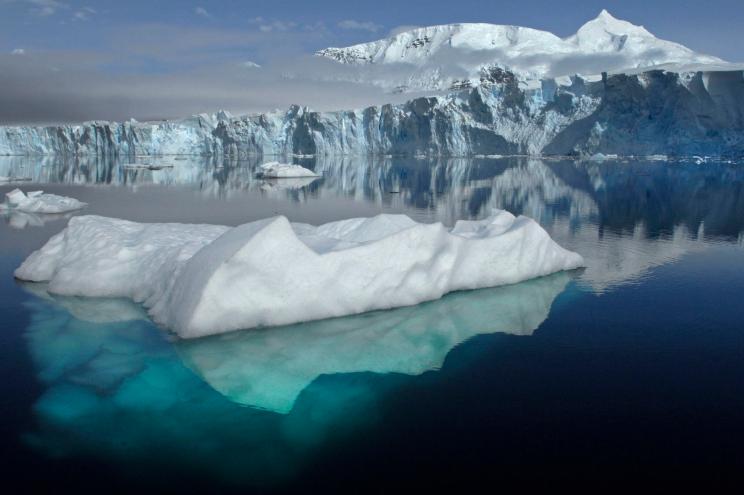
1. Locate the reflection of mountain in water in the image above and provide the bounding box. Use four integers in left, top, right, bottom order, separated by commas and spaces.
4, 155, 743, 291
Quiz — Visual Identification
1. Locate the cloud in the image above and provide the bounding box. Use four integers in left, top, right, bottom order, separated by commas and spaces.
257, 20, 297, 33
72, 6, 95, 21
11, 48, 26, 55
0, 24, 414, 124
388, 25, 422, 37
337, 20, 383, 33
194, 7, 212, 19
25, 0, 67, 16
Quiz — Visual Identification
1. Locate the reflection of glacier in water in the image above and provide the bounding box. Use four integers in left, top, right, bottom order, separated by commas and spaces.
3, 155, 742, 291
20, 273, 572, 481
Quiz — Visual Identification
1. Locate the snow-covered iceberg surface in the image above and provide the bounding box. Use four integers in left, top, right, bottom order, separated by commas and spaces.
258, 161, 318, 178
15, 211, 584, 338
1, 188, 87, 214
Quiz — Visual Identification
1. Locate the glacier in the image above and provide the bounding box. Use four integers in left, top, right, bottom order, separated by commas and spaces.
1, 68, 742, 158
14, 210, 584, 338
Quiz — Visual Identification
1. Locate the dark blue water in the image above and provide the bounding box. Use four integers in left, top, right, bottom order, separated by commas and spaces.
1, 156, 743, 490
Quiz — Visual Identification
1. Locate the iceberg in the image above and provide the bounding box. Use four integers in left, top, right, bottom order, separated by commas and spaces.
15, 210, 584, 338
1, 188, 87, 214
258, 161, 319, 178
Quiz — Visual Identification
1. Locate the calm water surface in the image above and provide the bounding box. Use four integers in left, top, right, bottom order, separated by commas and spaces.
1, 156, 743, 490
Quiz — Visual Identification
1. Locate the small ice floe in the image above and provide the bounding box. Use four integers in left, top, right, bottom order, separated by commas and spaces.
588, 153, 619, 161
257, 162, 319, 178
646, 154, 668, 161
0, 176, 32, 182
123, 163, 175, 171
16, 210, 584, 339
1, 189, 86, 214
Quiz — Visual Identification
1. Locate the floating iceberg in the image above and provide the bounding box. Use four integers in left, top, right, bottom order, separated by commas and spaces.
15, 210, 584, 338
258, 162, 319, 178
1, 188, 87, 214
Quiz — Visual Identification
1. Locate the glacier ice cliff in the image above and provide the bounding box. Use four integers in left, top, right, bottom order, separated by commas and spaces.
0, 70, 742, 158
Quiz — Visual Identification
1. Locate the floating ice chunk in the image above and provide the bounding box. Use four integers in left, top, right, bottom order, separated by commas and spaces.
16, 210, 584, 338
123, 163, 174, 171
588, 153, 618, 161
1, 188, 86, 214
646, 154, 668, 161
1, 175, 32, 182
258, 161, 319, 178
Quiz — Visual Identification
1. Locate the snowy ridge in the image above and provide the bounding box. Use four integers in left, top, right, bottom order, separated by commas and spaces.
15, 211, 584, 338
316, 10, 728, 92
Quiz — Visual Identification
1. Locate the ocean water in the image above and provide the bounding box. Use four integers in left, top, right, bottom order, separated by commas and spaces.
1, 156, 743, 490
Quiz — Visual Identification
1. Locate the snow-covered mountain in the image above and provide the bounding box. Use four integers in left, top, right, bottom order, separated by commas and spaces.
316, 10, 728, 92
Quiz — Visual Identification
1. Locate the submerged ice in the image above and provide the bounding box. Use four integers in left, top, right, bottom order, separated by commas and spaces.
15, 210, 583, 338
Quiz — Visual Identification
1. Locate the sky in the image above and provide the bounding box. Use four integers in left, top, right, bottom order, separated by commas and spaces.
0, 0, 742, 124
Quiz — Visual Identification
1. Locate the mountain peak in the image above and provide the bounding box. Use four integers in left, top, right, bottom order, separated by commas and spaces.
597, 9, 616, 21
315, 11, 726, 93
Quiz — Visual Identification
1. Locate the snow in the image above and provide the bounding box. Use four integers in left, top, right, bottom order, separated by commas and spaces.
15, 210, 584, 339
1, 188, 87, 214
316, 10, 729, 92
258, 161, 319, 178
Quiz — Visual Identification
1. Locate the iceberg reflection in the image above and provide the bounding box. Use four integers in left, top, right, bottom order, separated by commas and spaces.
176, 272, 573, 413
21, 272, 572, 414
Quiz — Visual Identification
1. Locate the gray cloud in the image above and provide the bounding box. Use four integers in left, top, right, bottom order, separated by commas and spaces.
337, 20, 383, 33
194, 7, 212, 19
0, 43, 418, 125
25, 0, 67, 17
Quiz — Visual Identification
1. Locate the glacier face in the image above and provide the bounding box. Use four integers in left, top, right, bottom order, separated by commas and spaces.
1, 69, 742, 158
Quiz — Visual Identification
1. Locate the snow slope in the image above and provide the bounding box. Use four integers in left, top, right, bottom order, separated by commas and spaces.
15, 211, 584, 338
316, 10, 728, 92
